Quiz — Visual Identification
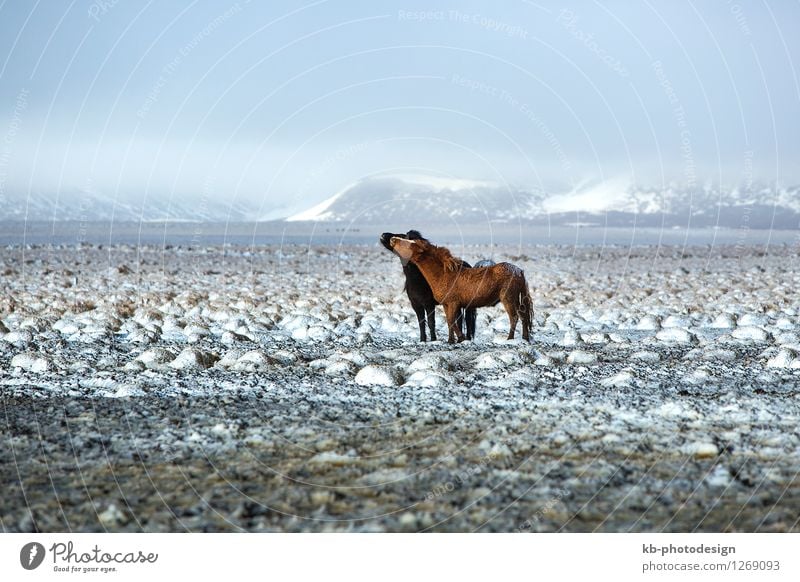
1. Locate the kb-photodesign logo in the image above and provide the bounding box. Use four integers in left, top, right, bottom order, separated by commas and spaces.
20, 542, 46, 570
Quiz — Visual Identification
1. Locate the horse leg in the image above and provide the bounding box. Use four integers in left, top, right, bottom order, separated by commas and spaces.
412, 303, 427, 342
465, 307, 476, 340
444, 303, 464, 343
426, 305, 437, 342
520, 291, 531, 342
502, 296, 518, 340
455, 308, 465, 339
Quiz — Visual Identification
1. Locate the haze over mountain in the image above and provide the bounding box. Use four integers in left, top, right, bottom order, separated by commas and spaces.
3, 174, 796, 229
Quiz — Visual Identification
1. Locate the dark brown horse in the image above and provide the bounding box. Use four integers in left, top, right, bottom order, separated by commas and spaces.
390, 236, 532, 343
380, 230, 476, 341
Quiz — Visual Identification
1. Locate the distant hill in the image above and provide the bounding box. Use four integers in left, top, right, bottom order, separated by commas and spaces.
0, 191, 254, 222
283, 174, 800, 229
3, 174, 798, 229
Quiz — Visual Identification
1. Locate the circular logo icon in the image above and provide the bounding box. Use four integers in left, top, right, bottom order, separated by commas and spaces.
20, 542, 45, 570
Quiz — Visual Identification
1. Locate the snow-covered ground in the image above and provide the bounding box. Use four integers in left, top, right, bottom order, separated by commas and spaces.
1, 241, 799, 532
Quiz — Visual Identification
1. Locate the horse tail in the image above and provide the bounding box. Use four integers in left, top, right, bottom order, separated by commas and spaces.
520, 275, 533, 331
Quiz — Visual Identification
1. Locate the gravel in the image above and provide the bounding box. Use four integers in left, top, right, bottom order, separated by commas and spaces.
1, 242, 799, 532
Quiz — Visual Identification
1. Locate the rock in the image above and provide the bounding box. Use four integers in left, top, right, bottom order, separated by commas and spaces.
221, 330, 252, 344
355, 365, 401, 386
357, 468, 410, 486
600, 370, 634, 388
766, 349, 795, 369
731, 326, 769, 342
630, 350, 660, 362
710, 313, 735, 328
232, 350, 272, 371
566, 350, 597, 365
272, 350, 298, 365
404, 370, 449, 387
306, 325, 331, 342
705, 465, 731, 487
558, 330, 582, 346
738, 313, 767, 327
652, 401, 699, 420
379, 316, 403, 333
662, 315, 691, 328
580, 332, 608, 344
324, 360, 356, 376
290, 326, 310, 340
183, 323, 210, 337
685, 367, 713, 385
10, 353, 49, 373
98, 503, 129, 527
474, 351, 523, 369
127, 328, 158, 344
407, 354, 450, 373
308, 451, 359, 466
2, 329, 33, 344
397, 512, 418, 530
309, 490, 333, 506
636, 315, 661, 330
135, 348, 174, 369
656, 328, 695, 343
123, 360, 146, 372
774, 332, 799, 345
53, 318, 81, 336
702, 349, 736, 361
216, 350, 243, 369
17, 509, 36, 532
684, 442, 719, 459
169, 348, 218, 370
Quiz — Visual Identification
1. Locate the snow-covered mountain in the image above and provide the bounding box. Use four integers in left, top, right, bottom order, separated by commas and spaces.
4, 175, 798, 228
285, 174, 535, 223
284, 174, 800, 229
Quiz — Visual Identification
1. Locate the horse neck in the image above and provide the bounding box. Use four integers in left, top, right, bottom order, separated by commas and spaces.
412, 251, 451, 286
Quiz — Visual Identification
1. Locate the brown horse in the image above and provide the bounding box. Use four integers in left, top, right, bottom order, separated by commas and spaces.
390, 237, 532, 343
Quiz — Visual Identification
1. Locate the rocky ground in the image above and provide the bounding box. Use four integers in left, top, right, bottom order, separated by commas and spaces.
1, 241, 799, 532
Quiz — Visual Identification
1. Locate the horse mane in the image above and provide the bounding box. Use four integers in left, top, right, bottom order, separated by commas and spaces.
424, 242, 461, 272
405, 230, 429, 242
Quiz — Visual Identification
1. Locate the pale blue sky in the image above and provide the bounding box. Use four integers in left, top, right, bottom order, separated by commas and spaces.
0, 0, 797, 216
